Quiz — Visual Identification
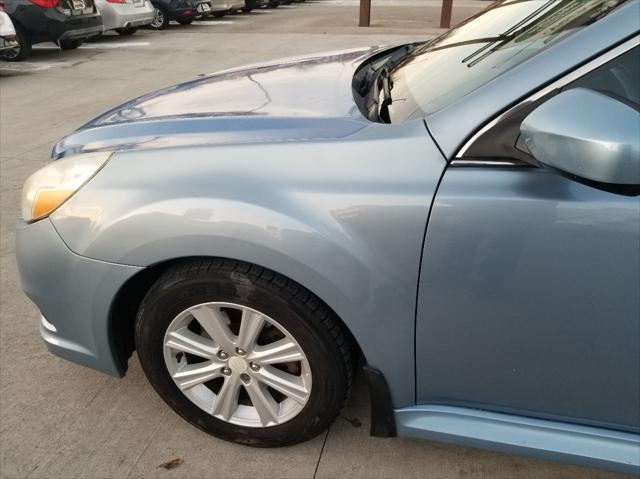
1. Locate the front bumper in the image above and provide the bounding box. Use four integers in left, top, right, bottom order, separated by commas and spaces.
16, 218, 142, 376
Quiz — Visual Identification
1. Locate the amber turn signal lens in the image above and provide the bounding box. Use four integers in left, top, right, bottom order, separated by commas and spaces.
31, 189, 76, 220
21, 151, 112, 222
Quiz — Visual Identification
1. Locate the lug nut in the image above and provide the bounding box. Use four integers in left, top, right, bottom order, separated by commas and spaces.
249, 362, 260, 372
217, 350, 229, 360
240, 373, 251, 383
235, 347, 246, 356
222, 367, 232, 376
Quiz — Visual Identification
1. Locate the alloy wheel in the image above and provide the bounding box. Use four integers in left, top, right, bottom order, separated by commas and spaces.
2, 45, 20, 61
151, 7, 165, 28
163, 302, 312, 427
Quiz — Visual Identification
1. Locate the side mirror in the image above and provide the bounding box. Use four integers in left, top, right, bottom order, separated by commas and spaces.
520, 88, 640, 186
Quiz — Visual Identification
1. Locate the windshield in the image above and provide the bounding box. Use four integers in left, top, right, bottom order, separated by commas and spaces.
388, 0, 629, 121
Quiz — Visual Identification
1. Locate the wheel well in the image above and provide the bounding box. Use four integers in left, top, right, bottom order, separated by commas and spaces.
109, 256, 364, 375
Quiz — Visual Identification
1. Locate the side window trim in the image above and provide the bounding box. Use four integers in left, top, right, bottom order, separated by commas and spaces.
454, 35, 640, 163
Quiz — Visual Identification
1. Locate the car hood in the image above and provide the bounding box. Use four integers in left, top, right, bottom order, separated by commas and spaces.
52, 46, 391, 160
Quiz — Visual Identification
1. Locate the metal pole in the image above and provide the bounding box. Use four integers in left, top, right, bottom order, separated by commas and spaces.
359, 0, 371, 27
440, 0, 453, 28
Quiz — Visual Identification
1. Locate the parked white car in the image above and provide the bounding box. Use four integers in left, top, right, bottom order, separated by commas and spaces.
94, 0, 154, 35
0, 11, 18, 52
209, 0, 244, 17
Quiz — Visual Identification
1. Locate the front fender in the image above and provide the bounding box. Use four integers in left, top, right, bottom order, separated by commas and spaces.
50, 121, 446, 407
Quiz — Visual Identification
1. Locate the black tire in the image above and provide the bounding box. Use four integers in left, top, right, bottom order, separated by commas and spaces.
241, 1, 254, 12
115, 27, 138, 35
135, 259, 354, 447
268, 1, 279, 7
177, 18, 194, 24
2, 25, 31, 62
149, 4, 169, 30
59, 39, 82, 50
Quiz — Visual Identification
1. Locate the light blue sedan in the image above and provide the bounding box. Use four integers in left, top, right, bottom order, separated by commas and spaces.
16, 0, 640, 474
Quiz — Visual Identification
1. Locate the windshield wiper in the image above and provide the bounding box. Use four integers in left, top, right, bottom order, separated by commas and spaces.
356, 44, 420, 122
357, 43, 420, 96
461, 0, 558, 67
376, 68, 393, 123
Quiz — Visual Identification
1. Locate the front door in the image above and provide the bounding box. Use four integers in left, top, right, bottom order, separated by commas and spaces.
415, 46, 640, 432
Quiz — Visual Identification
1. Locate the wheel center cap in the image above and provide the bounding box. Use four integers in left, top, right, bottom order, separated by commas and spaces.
228, 356, 248, 374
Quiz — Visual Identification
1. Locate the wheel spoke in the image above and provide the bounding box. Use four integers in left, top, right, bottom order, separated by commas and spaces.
255, 365, 309, 404
244, 381, 280, 426
173, 360, 224, 390
237, 310, 265, 351
212, 374, 242, 420
164, 302, 313, 427
165, 328, 218, 359
190, 305, 236, 352
249, 338, 304, 365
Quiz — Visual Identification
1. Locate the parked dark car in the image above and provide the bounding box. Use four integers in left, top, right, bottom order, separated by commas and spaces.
244, 0, 283, 10
1, 0, 102, 61
148, 0, 211, 29
238, 0, 265, 12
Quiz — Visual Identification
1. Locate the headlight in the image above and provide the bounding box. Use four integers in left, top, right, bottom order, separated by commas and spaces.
21, 151, 112, 223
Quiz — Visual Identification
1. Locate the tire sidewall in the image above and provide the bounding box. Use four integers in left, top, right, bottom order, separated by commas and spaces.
59, 39, 82, 50
136, 266, 348, 446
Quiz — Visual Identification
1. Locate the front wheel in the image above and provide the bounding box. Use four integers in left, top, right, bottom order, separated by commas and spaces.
149, 5, 169, 29
59, 39, 82, 50
135, 259, 354, 446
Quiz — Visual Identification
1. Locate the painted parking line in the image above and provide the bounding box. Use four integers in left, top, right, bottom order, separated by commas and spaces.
80, 41, 151, 49
189, 20, 236, 25
32, 41, 151, 50
0, 61, 72, 73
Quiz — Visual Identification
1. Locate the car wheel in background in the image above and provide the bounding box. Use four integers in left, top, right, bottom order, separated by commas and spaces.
2, 25, 31, 62
59, 39, 82, 50
268, 0, 278, 7
135, 259, 354, 447
149, 5, 169, 29
241, 0, 255, 12
115, 27, 139, 35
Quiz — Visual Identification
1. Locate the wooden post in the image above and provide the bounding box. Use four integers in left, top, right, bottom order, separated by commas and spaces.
359, 0, 371, 27
440, 0, 453, 28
